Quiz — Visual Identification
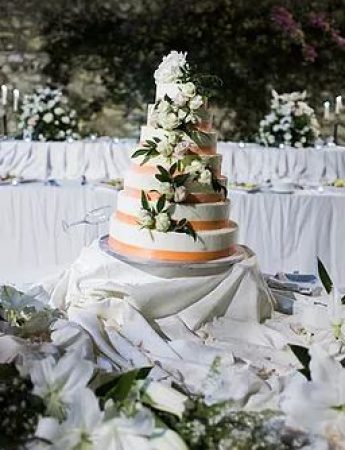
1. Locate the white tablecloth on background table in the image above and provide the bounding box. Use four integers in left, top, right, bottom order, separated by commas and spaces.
0, 181, 117, 285
1, 139, 345, 183
0, 139, 135, 181
218, 142, 345, 183
230, 188, 345, 287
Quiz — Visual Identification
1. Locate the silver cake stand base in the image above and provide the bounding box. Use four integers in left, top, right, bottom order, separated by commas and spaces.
99, 235, 248, 278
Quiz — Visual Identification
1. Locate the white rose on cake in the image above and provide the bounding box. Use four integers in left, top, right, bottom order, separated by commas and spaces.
199, 169, 212, 185
167, 131, 180, 145
154, 51, 187, 83
157, 100, 171, 114
54, 107, 64, 116
156, 138, 174, 157
139, 210, 154, 229
160, 182, 175, 200
189, 95, 203, 110
171, 90, 188, 107
180, 82, 196, 98
159, 112, 180, 130
174, 185, 187, 203
155, 212, 171, 232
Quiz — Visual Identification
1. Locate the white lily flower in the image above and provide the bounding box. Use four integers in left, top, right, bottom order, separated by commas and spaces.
141, 381, 188, 418
31, 352, 94, 419
35, 388, 103, 449
281, 345, 345, 441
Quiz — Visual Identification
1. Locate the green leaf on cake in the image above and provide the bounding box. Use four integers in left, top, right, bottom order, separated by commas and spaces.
132, 148, 149, 159
156, 195, 166, 213
157, 165, 170, 178
189, 129, 214, 148
141, 190, 150, 211
317, 258, 333, 294
155, 174, 169, 183
174, 173, 190, 187
169, 162, 178, 176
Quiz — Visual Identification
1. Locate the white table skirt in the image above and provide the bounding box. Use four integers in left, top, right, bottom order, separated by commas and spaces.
0, 139, 135, 181
230, 188, 345, 287
0, 182, 117, 285
1, 139, 345, 183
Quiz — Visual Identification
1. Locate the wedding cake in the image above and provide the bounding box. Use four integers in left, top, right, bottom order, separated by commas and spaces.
108, 51, 238, 262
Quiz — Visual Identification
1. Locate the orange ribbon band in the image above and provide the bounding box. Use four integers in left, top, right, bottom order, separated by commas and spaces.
123, 187, 223, 203
108, 236, 235, 262
115, 211, 230, 231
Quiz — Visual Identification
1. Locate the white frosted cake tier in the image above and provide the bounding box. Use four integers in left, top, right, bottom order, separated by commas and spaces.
109, 217, 238, 262
116, 190, 230, 223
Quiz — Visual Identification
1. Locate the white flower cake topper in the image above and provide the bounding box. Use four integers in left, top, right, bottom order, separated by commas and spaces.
154, 51, 188, 84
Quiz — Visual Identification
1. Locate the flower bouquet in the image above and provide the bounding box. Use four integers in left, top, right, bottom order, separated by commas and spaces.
18, 87, 80, 141
259, 90, 320, 148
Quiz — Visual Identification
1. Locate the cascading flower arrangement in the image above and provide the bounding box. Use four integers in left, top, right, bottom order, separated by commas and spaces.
18, 87, 80, 141
258, 90, 320, 148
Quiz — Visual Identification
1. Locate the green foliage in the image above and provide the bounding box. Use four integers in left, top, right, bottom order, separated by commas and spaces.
156, 398, 308, 449
39, 0, 345, 139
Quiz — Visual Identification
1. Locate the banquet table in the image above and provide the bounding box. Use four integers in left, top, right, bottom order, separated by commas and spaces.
0, 181, 117, 285
230, 187, 345, 288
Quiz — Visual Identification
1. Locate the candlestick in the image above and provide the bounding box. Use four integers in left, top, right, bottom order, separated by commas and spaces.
13, 88, 19, 112
1, 85, 7, 106
335, 95, 343, 115
323, 101, 330, 120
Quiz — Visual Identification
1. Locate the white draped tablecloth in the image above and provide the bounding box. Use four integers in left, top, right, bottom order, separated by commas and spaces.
0, 139, 135, 180
0, 181, 117, 285
1, 139, 345, 183
218, 142, 345, 183
230, 188, 345, 287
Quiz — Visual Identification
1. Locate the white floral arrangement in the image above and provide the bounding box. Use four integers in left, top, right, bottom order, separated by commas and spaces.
259, 90, 320, 148
18, 87, 80, 141
154, 50, 188, 83
2, 260, 345, 449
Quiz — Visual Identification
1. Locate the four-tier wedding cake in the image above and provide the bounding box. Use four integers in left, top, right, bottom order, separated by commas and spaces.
108, 51, 238, 262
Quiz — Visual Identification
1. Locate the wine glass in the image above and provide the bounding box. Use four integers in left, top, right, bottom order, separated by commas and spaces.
62, 205, 112, 232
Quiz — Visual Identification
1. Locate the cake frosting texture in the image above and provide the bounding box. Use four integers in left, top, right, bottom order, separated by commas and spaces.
108, 51, 238, 261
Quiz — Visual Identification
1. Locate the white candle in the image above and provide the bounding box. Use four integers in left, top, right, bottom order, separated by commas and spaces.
13, 88, 19, 112
323, 101, 330, 120
335, 95, 343, 115
1, 85, 7, 106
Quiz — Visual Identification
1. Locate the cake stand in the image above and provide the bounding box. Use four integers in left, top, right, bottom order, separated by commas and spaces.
99, 234, 247, 278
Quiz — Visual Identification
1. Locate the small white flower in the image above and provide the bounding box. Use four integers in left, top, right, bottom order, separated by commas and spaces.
139, 210, 154, 229
42, 112, 54, 124
199, 169, 212, 185
180, 82, 196, 98
189, 94, 203, 110
61, 116, 70, 124
174, 185, 187, 203
54, 107, 64, 115
155, 212, 171, 232
142, 381, 187, 418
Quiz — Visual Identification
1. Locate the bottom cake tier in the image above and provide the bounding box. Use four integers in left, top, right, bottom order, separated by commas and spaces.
108, 217, 238, 262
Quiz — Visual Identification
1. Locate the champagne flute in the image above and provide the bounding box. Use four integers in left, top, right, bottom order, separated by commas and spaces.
62, 205, 112, 232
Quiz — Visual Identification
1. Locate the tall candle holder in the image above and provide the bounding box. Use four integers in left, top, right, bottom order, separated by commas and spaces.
0, 85, 20, 139
323, 96, 343, 146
